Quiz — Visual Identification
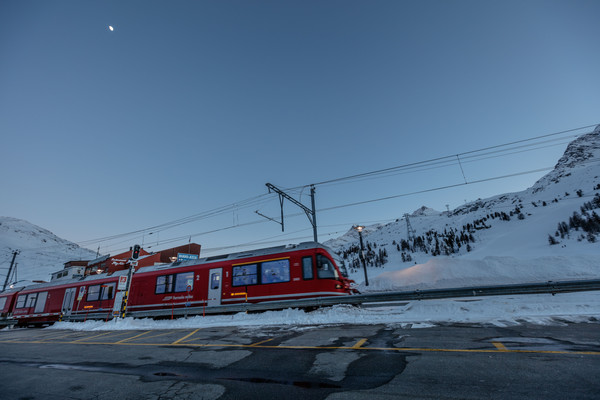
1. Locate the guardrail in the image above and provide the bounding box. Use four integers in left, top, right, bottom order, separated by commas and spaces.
126, 278, 600, 319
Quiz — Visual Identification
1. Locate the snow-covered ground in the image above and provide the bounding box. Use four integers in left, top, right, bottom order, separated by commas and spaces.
361, 255, 599, 292
50, 291, 599, 331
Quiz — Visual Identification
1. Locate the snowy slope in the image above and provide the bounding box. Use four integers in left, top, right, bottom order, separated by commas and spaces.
0, 217, 96, 285
326, 128, 600, 290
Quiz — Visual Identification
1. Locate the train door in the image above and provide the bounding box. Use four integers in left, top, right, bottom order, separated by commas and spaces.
207, 268, 222, 307
61, 288, 77, 316
34, 292, 48, 313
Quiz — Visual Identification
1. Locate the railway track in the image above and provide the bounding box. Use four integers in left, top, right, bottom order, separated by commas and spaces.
121, 278, 600, 319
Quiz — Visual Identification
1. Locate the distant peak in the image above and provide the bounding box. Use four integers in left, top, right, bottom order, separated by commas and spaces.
411, 206, 440, 217
531, 130, 600, 192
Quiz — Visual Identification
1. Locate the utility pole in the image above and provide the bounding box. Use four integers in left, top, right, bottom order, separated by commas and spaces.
260, 183, 318, 242
404, 213, 416, 241
353, 226, 369, 286
2, 250, 19, 292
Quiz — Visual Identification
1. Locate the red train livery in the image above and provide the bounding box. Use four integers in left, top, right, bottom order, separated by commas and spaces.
0, 242, 355, 326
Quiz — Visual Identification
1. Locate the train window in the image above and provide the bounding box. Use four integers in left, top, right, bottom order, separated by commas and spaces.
174, 272, 194, 292
101, 283, 116, 300
34, 292, 48, 313
261, 259, 290, 284
16, 295, 27, 309
26, 293, 38, 308
317, 255, 339, 279
156, 275, 174, 294
87, 285, 101, 301
302, 257, 314, 280
333, 254, 349, 278
0, 297, 6, 311
210, 273, 220, 290
232, 264, 258, 287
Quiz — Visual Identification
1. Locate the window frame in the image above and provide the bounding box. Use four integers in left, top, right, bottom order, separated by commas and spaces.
25, 293, 38, 308
16, 294, 27, 309
261, 259, 291, 285
232, 258, 292, 287
232, 264, 259, 287
86, 285, 101, 301
100, 283, 116, 300
155, 272, 194, 294
302, 256, 314, 280
316, 254, 339, 279
155, 274, 174, 294
174, 271, 194, 292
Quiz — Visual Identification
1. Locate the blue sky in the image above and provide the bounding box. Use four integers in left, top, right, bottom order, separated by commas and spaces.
1, 0, 599, 256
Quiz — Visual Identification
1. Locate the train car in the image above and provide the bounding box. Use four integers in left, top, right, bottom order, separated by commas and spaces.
126, 242, 355, 318
10, 272, 123, 326
0, 287, 23, 326
2, 241, 354, 325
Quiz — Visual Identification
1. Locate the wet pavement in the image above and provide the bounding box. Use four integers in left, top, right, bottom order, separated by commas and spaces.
0, 322, 599, 399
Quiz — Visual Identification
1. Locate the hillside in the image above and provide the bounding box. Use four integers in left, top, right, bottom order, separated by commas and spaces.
0, 217, 96, 285
326, 127, 600, 290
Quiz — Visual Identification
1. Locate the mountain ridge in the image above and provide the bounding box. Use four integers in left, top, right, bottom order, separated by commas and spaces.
0, 217, 96, 285
325, 128, 600, 277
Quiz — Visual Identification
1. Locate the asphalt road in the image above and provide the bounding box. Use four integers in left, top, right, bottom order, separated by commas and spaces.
0, 322, 599, 399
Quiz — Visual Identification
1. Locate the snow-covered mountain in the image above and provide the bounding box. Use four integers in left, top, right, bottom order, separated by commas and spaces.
326, 127, 600, 290
0, 217, 96, 285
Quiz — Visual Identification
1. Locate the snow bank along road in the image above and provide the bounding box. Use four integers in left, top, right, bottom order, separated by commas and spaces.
1, 322, 599, 399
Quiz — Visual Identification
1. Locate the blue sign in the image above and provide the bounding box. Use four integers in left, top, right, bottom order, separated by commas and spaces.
177, 253, 199, 262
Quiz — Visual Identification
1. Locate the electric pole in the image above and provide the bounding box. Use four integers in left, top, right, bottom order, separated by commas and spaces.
404, 213, 416, 241
2, 250, 19, 292
260, 183, 318, 242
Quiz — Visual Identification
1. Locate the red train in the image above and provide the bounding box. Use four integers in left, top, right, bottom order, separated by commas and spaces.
0, 242, 355, 327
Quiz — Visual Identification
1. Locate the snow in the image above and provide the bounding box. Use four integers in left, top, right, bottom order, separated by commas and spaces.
0, 217, 96, 284
49, 291, 599, 331
365, 255, 599, 292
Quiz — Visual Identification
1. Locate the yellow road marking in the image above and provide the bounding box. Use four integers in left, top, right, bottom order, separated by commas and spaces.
134, 330, 181, 341
171, 329, 200, 345
352, 338, 368, 349
72, 331, 114, 342
39, 331, 80, 340
1, 338, 599, 356
492, 341, 508, 351
250, 338, 274, 347
116, 330, 151, 343
2, 331, 600, 357
38, 331, 84, 341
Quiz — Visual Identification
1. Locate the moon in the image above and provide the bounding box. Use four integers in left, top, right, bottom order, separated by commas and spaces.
108, 25, 114, 31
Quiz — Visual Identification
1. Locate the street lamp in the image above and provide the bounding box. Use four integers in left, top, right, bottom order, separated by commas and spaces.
353, 225, 369, 286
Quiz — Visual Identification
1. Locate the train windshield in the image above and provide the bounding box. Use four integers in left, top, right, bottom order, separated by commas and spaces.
332, 254, 349, 278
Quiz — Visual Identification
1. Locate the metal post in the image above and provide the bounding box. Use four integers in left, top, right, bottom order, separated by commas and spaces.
354, 226, 369, 286
121, 262, 136, 318
310, 185, 317, 242
2, 250, 19, 292
263, 183, 318, 242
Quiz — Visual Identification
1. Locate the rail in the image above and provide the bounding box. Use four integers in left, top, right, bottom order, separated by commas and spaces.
126, 278, 600, 319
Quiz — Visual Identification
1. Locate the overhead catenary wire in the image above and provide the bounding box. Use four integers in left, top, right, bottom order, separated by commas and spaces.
96, 156, 600, 255
295, 124, 596, 189
72, 123, 598, 253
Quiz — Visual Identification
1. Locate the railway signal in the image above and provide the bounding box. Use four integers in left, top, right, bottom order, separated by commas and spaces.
131, 244, 141, 260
